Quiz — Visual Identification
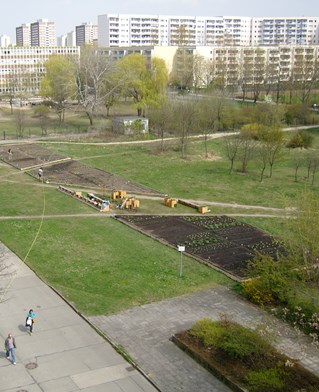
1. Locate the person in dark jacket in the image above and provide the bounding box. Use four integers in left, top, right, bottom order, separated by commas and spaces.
5, 333, 16, 364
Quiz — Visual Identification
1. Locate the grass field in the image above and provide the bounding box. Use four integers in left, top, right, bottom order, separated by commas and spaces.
0, 125, 318, 316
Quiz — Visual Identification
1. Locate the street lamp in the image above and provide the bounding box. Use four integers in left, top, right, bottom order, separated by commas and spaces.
177, 245, 185, 278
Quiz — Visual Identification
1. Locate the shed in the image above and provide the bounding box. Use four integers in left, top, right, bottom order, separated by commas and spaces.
112, 116, 149, 135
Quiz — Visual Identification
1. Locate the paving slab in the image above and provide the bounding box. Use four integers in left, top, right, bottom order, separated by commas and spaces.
89, 286, 319, 392
0, 242, 158, 392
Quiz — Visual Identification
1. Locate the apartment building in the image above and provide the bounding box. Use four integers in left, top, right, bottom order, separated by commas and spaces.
0, 46, 79, 95
76, 22, 98, 46
100, 44, 319, 92
251, 17, 319, 46
16, 19, 56, 47
98, 14, 319, 48
0, 35, 11, 48
31, 19, 56, 46
16, 23, 31, 46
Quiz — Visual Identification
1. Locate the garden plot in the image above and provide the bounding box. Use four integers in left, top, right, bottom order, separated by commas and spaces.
0, 143, 163, 195
116, 215, 285, 279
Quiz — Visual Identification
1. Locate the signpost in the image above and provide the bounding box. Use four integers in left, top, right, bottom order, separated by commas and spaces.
177, 245, 185, 278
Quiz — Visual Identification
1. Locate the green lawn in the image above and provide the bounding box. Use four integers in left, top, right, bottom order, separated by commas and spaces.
0, 216, 233, 315
1, 128, 318, 316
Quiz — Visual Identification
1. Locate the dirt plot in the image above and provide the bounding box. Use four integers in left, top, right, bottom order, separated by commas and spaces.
0, 143, 67, 169
115, 215, 285, 279
0, 143, 163, 195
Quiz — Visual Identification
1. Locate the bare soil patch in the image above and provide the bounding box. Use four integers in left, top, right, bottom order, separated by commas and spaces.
115, 215, 285, 279
0, 143, 163, 195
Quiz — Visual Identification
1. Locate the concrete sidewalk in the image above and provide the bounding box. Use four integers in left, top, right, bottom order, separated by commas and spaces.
90, 287, 319, 392
0, 243, 158, 392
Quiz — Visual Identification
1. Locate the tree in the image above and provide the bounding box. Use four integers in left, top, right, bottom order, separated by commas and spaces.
258, 128, 285, 178
170, 98, 199, 158
15, 109, 26, 138
40, 55, 76, 124
33, 105, 50, 135
291, 48, 319, 104
148, 100, 171, 152
118, 54, 168, 116
286, 190, 319, 280
224, 136, 242, 174
74, 47, 120, 125
239, 125, 258, 173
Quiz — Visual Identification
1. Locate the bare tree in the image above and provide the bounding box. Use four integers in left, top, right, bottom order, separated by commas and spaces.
74, 47, 120, 126
224, 136, 242, 174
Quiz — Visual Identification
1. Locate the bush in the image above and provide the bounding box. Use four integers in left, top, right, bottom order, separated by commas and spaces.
214, 323, 272, 361
241, 278, 274, 306
245, 367, 284, 392
189, 318, 225, 347
287, 131, 314, 148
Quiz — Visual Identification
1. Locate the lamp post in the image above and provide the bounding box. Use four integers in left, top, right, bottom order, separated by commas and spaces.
177, 245, 185, 278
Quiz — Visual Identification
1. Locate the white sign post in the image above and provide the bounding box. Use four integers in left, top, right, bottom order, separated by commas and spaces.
177, 245, 185, 278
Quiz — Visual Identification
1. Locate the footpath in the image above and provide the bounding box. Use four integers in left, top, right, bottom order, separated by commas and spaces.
90, 287, 319, 392
1, 240, 319, 392
0, 242, 157, 392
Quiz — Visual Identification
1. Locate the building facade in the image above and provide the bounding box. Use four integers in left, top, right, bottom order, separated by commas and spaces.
0, 46, 79, 95
0, 35, 11, 48
16, 24, 31, 47
31, 19, 56, 46
98, 14, 319, 48
76, 22, 98, 46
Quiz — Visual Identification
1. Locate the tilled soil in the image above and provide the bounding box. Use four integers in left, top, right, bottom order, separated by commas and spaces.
116, 215, 285, 279
0, 143, 163, 195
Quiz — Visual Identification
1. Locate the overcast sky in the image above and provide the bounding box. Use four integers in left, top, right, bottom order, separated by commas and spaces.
1, 0, 318, 43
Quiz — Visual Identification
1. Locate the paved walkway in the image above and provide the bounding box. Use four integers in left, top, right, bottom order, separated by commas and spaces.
90, 286, 319, 392
2, 240, 319, 392
0, 242, 158, 392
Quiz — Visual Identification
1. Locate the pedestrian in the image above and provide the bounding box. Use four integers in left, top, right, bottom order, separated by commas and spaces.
4, 333, 16, 365
25, 309, 36, 335
8, 148, 12, 161
38, 167, 43, 181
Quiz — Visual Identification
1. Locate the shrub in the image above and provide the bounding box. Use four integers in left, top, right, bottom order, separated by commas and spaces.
245, 367, 284, 392
241, 278, 274, 306
287, 131, 314, 148
189, 318, 225, 347
214, 323, 272, 361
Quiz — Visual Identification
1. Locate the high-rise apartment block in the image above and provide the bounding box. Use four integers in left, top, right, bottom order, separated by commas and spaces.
31, 19, 56, 46
16, 23, 31, 46
0, 35, 11, 48
98, 14, 319, 47
76, 22, 98, 46
16, 19, 56, 47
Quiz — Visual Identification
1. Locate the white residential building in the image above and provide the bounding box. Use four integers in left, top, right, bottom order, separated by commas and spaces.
67, 31, 76, 47
31, 19, 56, 46
0, 46, 79, 95
57, 34, 67, 46
0, 35, 11, 48
98, 14, 319, 48
76, 22, 98, 46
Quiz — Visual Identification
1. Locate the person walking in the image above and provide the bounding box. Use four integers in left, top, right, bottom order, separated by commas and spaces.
5, 333, 16, 365
38, 167, 43, 181
25, 309, 36, 335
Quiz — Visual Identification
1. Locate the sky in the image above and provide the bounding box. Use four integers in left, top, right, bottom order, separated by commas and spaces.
1, 0, 318, 43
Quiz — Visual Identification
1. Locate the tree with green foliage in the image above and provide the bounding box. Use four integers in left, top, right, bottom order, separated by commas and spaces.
118, 54, 168, 116
40, 55, 76, 124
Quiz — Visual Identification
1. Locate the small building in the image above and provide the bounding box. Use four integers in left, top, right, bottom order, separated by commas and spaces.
112, 116, 149, 135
